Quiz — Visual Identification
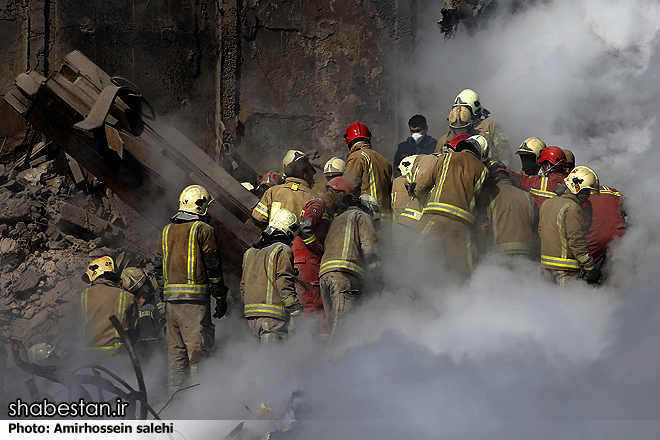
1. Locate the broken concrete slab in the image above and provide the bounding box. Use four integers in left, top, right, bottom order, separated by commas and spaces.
54, 201, 121, 239
10, 268, 43, 298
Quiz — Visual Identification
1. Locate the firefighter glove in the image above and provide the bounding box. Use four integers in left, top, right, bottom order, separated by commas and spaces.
584, 267, 601, 285
210, 284, 229, 301
213, 299, 228, 319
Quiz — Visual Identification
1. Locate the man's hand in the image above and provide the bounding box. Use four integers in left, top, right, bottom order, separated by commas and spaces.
584, 267, 601, 285
213, 299, 228, 319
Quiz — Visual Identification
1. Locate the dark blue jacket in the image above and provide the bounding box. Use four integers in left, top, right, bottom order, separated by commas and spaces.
393, 135, 438, 170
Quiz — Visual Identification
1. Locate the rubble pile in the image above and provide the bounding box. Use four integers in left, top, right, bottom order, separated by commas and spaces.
0, 147, 159, 348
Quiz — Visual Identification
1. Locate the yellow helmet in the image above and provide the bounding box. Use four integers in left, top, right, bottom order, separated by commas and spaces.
282, 150, 307, 168
179, 184, 214, 215
565, 166, 599, 195
27, 343, 54, 363
323, 157, 346, 175
268, 208, 300, 241
448, 106, 472, 129
120, 267, 147, 293
84, 256, 116, 283
453, 88, 486, 118
516, 137, 547, 158
398, 155, 418, 177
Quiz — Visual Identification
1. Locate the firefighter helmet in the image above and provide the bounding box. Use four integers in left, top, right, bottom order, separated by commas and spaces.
179, 185, 214, 215
344, 121, 372, 146
323, 157, 346, 175
537, 146, 566, 166
398, 155, 418, 177
455, 137, 484, 160
565, 166, 599, 195
121, 267, 147, 293
259, 171, 281, 187
516, 137, 547, 157
268, 208, 300, 241
359, 194, 381, 222
27, 343, 54, 363
326, 176, 354, 194
282, 150, 307, 168
453, 89, 489, 118
563, 149, 575, 170
469, 135, 489, 162
83, 256, 116, 284
448, 106, 472, 129
447, 133, 471, 151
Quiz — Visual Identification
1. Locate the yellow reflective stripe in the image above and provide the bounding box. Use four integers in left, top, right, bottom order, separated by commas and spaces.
302, 234, 317, 245
255, 202, 270, 217
361, 151, 378, 200
530, 188, 556, 198
424, 202, 476, 224
164, 284, 209, 294
420, 220, 434, 236
433, 153, 452, 202
320, 260, 365, 276
488, 242, 533, 253
244, 303, 287, 318
80, 344, 125, 354
322, 212, 332, 221
271, 202, 282, 219
541, 255, 581, 269
187, 222, 201, 283
341, 211, 355, 260
209, 277, 222, 283
282, 296, 298, 307
391, 191, 396, 210
600, 186, 621, 196
401, 208, 423, 220
140, 309, 154, 319
556, 203, 570, 259
267, 247, 276, 304
474, 166, 487, 194
577, 254, 595, 271
162, 224, 171, 284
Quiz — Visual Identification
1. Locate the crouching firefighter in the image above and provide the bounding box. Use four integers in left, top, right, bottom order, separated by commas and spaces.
121, 267, 166, 352
241, 209, 304, 344
319, 194, 383, 340
155, 185, 229, 392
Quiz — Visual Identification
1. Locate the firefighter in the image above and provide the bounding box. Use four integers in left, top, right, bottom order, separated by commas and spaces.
121, 267, 165, 346
539, 166, 600, 286
391, 155, 425, 230
436, 89, 512, 166
413, 138, 489, 279
241, 209, 303, 344
515, 137, 547, 176
319, 194, 383, 339
75, 256, 138, 354
252, 150, 317, 227
393, 115, 438, 170
483, 162, 538, 257
343, 121, 393, 220
563, 149, 575, 172
155, 185, 228, 392
582, 184, 627, 271
440, 132, 472, 154
254, 171, 282, 198
509, 146, 568, 209
293, 176, 354, 337
312, 157, 346, 195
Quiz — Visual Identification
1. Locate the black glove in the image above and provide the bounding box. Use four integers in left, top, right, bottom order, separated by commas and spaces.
407, 181, 417, 198
213, 299, 228, 319
210, 284, 229, 301
584, 267, 601, 285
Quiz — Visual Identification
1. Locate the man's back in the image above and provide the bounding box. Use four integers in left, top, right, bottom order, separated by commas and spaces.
485, 179, 537, 255
345, 142, 393, 215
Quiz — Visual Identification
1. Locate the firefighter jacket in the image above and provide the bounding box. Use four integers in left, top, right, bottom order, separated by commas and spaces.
319, 205, 381, 279
345, 141, 393, 217
583, 186, 627, 263
483, 178, 538, 255
473, 119, 512, 166
252, 177, 316, 223
241, 241, 302, 321
312, 179, 328, 197
412, 151, 488, 226
539, 192, 595, 272
76, 277, 138, 354
156, 219, 224, 302
435, 125, 495, 156
393, 135, 438, 170
509, 170, 567, 209
391, 175, 424, 228
292, 196, 332, 262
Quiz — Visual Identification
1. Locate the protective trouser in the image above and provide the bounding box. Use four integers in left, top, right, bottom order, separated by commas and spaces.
541, 268, 581, 287
420, 214, 475, 280
295, 261, 328, 337
165, 301, 214, 391
247, 317, 289, 344
319, 271, 363, 340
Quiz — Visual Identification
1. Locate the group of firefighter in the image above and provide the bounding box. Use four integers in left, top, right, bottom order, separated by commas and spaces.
73, 88, 627, 393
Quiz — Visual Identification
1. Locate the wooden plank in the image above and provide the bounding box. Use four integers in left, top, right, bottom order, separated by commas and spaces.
64, 50, 113, 92
65, 153, 85, 184
3, 88, 30, 115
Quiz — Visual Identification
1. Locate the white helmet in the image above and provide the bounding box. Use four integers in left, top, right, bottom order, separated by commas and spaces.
469, 135, 490, 162
516, 137, 546, 158
453, 89, 488, 118
565, 166, 599, 195
359, 194, 381, 222
398, 155, 418, 177
323, 157, 346, 175
282, 150, 307, 168
179, 185, 214, 215
268, 208, 300, 241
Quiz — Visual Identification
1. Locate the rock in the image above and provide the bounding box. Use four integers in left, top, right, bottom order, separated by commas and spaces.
0, 238, 17, 253
89, 246, 119, 258
23, 307, 35, 320
48, 241, 66, 250
10, 268, 43, 298
0, 195, 32, 223
1, 179, 23, 192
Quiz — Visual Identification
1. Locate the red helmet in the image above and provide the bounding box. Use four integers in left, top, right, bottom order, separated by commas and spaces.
259, 171, 281, 187
447, 133, 471, 151
326, 176, 354, 195
344, 121, 372, 146
537, 146, 566, 166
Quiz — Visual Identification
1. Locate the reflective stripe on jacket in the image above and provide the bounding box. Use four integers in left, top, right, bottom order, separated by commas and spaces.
252, 177, 316, 224
391, 175, 424, 229
345, 142, 393, 216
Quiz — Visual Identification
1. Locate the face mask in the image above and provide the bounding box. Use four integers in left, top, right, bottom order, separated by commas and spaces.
411, 133, 424, 144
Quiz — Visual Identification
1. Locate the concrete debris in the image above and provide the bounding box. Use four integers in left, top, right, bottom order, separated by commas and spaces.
438, 0, 494, 39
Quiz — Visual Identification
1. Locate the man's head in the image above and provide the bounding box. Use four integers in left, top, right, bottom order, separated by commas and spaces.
447, 106, 473, 134
516, 137, 546, 176
326, 176, 354, 210
179, 185, 214, 216
408, 115, 428, 143
563, 149, 575, 172
537, 146, 567, 174
83, 256, 118, 284
344, 121, 372, 148
323, 157, 346, 180
282, 150, 316, 186
565, 166, 599, 203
